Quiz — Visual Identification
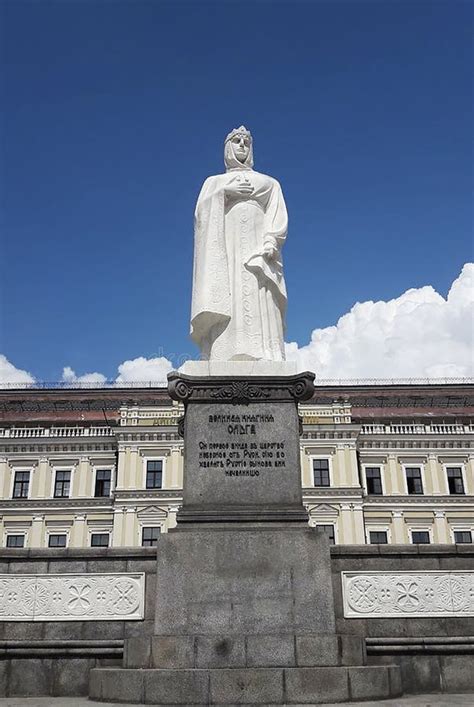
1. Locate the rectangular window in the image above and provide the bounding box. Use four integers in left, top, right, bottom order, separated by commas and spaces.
454, 531, 472, 544
48, 534, 67, 548
95, 469, 111, 497
6, 534, 24, 548
146, 460, 163, 489
411, 531, 430, 544
54, 470, 71, 498
313, 459, 330, 487
366, 467, 383, 495
142, 527, 161, 547
447, 467, 465, 495
406, 467, 424, 495
12, 471, 30, 498
316, 524, 335, 545
91, 533, 109, 548
369, 531, 388, 544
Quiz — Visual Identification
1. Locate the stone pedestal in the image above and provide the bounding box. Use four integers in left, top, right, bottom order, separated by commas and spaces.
90, 371, 402, 704
169, 371, 313, 527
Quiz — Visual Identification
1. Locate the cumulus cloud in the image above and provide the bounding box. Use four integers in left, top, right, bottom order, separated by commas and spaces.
61, 366, 107, 385
0, 355, 35, 386
115, 356, 173, 385
286, 263, 474, 380
57, 357, 174, 386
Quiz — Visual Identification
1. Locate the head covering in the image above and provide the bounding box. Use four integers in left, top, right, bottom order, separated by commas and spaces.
224, 125, 254, 171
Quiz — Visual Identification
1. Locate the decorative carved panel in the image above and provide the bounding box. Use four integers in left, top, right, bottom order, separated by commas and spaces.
342, 571, 474, 618
0, 573, 144, 621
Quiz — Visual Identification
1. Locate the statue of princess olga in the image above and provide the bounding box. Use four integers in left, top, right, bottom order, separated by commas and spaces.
190, 126, 288, 362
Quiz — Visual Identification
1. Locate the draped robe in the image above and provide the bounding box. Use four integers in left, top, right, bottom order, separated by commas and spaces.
191, 168, 288, 361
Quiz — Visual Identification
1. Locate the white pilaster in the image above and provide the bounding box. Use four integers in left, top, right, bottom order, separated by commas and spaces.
428, 454, 442, 495
434, 511, 449, 543
167, 504, 180, 530
391, 511, 405, 544
352, 503, 366, 543
112, 507, 125, 547
77, 457, 89, 497
71, 514, 87, 548
35, 458, 49, 498
169, 447, 183, 488
30, 515, 45, 547
124, 507, 137, 546
0, 458, 9, 498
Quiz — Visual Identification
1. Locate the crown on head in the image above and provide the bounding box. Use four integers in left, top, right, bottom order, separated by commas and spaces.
225, 125, 252, 144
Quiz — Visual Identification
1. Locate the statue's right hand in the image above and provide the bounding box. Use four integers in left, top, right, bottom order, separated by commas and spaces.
225, 176, 254, 197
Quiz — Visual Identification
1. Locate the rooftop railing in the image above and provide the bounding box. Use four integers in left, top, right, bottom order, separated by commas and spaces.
0, 377, 473, 390
361, 423, 474, 435
0, 426, 114, 439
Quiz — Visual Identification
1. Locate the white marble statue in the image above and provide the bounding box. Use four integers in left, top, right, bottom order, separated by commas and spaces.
190, 126, 288, 362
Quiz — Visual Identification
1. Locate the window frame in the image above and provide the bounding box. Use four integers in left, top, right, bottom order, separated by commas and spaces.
141, 526, 161, 547
5, 534, 26, 548
363, 465, 384, 496
94, 468, 112, 498
410, 529, 431, 544
47, 533, 68, 548
53, 469, 72, 499
368, 529, 389, 545
453, 530, 473, 544
90, 532, 110, 548
444, 465, 466, 495
310, 456, 332, 488
11, 468, 31, 499
50, 465, 75, 499
143, 458, 165, 490
403, 465, 425, 496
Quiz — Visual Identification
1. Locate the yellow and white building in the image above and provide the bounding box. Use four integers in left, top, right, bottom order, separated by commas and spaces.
0, 382, 472, 548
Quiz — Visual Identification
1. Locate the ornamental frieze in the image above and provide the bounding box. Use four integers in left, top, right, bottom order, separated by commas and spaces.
342, 571, 474, 618
0, 573, 144, 621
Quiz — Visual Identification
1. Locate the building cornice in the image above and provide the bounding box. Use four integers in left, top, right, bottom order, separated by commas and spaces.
0, 498, 114, 510
364, 495, 474, 505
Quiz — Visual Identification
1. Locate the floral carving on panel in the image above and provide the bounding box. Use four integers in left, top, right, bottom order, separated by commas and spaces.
0, 573, 144, 621
343, 572, 474, 618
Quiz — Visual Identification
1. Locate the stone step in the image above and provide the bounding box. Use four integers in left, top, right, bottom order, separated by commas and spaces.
90, 664, 402, 704
124, 634, 366, 669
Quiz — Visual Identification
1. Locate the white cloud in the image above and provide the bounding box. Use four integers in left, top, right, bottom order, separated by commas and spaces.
2, 265, 472, 386
0, 355, 35, 386
115, 356, 173, 385
61, 366, 107, 385
286, 263, 474, 380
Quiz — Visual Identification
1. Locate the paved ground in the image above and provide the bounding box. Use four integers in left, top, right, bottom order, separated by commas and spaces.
0, 696, 472, 707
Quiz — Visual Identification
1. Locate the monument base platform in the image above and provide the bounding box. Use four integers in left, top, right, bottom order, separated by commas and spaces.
87, 372, 403, 704
90, 664, 402, 704
178, 359, 298, 377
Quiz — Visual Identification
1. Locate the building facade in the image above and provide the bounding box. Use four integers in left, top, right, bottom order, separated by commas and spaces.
0, 383, 472, 549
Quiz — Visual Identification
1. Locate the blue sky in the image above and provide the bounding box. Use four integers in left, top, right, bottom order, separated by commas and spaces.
1, 0, 473, 382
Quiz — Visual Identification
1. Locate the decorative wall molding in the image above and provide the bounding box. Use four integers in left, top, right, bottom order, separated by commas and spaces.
0, 572, 144, 621
342, 571, 474, 618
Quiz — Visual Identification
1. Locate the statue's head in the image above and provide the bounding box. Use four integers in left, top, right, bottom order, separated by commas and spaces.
224, 126, 253, 170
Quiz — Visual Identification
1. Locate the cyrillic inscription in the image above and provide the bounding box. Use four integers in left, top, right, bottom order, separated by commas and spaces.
198, 413, 286, 477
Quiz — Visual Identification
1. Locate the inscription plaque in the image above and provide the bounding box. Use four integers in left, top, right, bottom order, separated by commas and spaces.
168, 372, 314, 525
